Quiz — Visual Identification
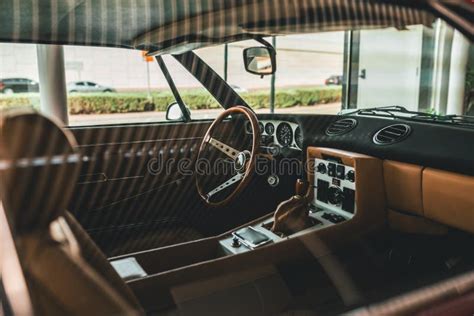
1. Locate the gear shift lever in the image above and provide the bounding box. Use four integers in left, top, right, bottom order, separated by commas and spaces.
295, 178, 308, 197
271, 179, 313, 234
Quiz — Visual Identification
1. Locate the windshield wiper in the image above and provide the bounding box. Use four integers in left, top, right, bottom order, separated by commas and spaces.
344, 105, 436, 118
344, 106, 474, 129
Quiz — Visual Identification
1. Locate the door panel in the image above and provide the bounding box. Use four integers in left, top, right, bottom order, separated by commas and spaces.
68, 121, 213, 255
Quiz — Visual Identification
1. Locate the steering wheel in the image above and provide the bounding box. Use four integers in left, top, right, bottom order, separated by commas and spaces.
196, 106, 260, 207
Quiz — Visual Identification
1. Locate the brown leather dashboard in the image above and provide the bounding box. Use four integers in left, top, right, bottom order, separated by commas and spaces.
423, 168, 474, 234
383, 160, 474, 234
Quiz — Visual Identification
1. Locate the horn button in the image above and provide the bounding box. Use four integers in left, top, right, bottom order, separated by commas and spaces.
234, 151, 251, 173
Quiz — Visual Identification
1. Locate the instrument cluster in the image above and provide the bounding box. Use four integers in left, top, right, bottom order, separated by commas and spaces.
245, 120, 303, 150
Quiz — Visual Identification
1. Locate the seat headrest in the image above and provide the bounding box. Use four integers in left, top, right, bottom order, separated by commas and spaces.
0, 108, 81, 233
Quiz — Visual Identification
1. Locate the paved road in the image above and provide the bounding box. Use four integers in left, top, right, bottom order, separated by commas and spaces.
69, 102, 341, 126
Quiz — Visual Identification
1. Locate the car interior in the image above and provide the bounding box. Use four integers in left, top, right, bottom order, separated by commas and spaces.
1, 1, 474, 315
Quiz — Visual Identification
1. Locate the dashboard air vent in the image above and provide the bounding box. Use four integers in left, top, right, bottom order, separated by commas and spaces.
325, 118, 357, 136
373, 124, 411, 145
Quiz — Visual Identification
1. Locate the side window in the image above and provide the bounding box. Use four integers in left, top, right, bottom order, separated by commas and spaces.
0, 43, 40, 106
65, 46, 223, 126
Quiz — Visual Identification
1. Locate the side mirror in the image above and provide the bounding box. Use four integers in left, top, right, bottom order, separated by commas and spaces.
243, 46, 276, 76
166, 102, 190, 121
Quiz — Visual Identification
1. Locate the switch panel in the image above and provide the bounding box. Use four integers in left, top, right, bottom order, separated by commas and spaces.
313, 158, 356, 219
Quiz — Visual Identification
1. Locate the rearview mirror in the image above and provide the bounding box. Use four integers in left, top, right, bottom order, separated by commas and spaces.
166, 102, 190, 121
243, 47, 276, 76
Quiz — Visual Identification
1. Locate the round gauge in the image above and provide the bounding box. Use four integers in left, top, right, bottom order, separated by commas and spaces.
258, 122, 264, 133
276, 123, 293, 147
265, 122, 275, 136
295, 126, 303, 148
245, 121, 252, 134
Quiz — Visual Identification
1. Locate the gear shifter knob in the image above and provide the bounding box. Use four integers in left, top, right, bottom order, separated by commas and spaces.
295, 179, 308, 197
270, 179, 313, 234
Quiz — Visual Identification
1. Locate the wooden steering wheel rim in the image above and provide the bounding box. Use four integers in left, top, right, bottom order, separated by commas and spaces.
196, 106, 260, 207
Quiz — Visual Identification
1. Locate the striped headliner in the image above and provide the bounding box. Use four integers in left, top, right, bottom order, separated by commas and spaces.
0, 0, 435, 54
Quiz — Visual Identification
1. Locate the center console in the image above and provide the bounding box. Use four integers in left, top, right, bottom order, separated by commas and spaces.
219, 147, 362, 255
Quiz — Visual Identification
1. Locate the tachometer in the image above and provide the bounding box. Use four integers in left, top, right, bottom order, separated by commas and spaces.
276, 123, 293, 147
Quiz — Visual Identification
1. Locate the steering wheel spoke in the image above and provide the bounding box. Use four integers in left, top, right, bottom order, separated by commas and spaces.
206, 173, 244, 201
207, 137, 239, 160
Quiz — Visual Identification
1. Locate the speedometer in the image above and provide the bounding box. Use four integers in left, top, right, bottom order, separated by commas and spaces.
276, 123, 293, 147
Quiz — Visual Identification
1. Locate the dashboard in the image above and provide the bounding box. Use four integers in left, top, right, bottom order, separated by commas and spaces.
253, 113, 474, 177
245, 120, 303, 150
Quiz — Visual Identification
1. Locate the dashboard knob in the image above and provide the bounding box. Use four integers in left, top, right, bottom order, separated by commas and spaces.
346, 170, 355, 182
267, 174, 280, 187
327, 186, 344, 205
231, 236, 241, 248
317, 163, 327, 174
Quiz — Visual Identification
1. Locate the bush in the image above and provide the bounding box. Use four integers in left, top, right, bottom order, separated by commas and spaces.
241, 87, 341, 109
0, 87, 341, 114
0, 94, 41, 109
68, 94, 174, 114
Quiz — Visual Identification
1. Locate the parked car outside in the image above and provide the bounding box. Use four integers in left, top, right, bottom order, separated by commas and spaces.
325, 75, 343, 85
67, 81, 116, 93
0, 78, 39, 94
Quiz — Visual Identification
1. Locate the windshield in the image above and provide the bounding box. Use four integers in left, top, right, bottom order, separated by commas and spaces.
198, 19, 473, 120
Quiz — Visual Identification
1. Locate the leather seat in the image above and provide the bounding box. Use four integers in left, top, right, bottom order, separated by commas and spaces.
0, 109, 143, 315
